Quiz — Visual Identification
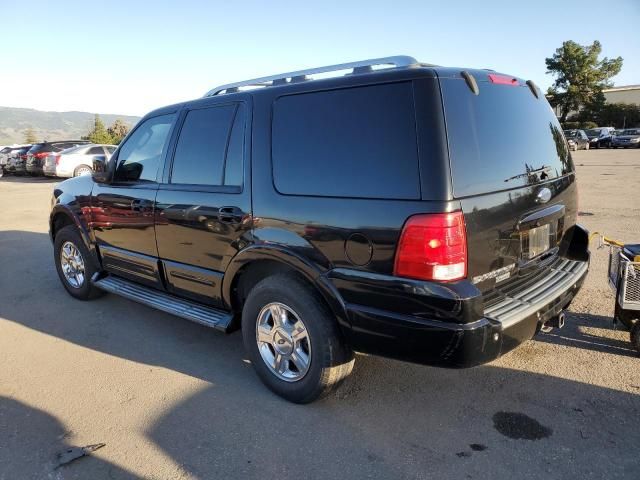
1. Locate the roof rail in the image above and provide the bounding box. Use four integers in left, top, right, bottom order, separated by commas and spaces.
204, 55, 422, 97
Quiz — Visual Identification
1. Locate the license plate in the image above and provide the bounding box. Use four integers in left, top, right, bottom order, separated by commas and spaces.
521, 224, 551, 260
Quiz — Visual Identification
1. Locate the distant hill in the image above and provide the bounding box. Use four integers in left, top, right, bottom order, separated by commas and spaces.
0, 106, 140, 145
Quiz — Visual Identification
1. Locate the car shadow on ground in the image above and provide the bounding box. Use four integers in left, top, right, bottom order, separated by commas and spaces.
0, 396, 141, 479
536, 312, 637, 358
0, 175, 60, 183
1, 230, 639, 479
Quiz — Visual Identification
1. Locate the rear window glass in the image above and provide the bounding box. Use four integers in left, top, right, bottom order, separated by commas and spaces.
61, 145, 87, 154
441, 78, 574, 197
27, 143, 45, 153
272, 83, 420, 199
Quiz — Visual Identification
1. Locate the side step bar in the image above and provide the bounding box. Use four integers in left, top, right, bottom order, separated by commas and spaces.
92, 274, 233, 332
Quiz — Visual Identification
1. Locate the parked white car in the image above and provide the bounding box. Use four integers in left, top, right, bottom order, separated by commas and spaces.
44, 144, 116, 178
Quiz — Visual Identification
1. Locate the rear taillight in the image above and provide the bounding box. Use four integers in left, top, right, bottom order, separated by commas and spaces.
394, 211, 467, 282
34, 151, 50, 159
55, 154, 61, 166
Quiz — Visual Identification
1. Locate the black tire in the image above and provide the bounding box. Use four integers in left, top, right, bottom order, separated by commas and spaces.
630, 322, 640, 356
241, 273, 354, 403
54, 225, 103, 300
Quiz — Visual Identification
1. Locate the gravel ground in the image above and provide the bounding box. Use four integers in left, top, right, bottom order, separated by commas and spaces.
1, 149, 639, 480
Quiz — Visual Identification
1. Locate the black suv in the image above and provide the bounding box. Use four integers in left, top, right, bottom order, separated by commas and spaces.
49, 56, 589, 403
26, 140, 90, 175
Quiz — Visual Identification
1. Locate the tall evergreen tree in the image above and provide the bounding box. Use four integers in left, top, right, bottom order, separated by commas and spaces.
23, 127, 38, 143
546, 40, 623, 122
86, 115, 114, 144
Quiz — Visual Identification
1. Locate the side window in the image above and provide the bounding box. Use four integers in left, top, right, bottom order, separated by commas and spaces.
170, 104, 243, 186
114, 114, 175, 182
272, 83, 420, 199
87, 146, 104, 155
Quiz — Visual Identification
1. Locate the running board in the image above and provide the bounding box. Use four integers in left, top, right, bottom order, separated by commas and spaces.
92, 274, 232, 332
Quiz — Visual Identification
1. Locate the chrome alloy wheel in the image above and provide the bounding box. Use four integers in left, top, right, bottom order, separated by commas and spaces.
75, 166, 92, 176
60, 241, 86, 288
256, 302, 311, 382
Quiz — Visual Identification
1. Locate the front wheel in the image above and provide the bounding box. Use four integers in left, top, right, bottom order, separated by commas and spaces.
54, 225, 103, 300
241, 273, 354, 403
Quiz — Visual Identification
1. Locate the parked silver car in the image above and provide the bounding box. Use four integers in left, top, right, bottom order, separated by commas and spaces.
611, 128, 640, 148
43, 144, 116, 178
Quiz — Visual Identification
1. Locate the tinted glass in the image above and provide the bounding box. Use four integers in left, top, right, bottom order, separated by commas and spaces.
27, 144, 45, 153
171, 105, 236, 186
115, 114, 175, 182
272, 83, 420, 199
440, 78, 574, 197
87, 146, 104, 155
60, 145, 86, 154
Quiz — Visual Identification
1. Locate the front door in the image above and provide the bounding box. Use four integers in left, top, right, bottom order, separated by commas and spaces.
154, 100, 251, 306
91, 112, 177, 288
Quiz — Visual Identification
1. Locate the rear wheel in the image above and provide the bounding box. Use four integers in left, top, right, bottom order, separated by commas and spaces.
54, 225, 102, 300
74, 165, 93, 177
241, 273, 354, 403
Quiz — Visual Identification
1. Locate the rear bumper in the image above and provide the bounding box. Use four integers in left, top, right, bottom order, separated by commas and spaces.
43, 165, 57, 176
26, 163, 43, 175
333, 258, 589, 367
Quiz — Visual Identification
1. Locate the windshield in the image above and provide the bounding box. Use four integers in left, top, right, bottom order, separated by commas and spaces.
584, 129, 602, 136
564, 130, 578, 138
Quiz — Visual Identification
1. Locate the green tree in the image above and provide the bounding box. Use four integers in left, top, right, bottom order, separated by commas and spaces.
86, 115, 114, 144
23, 127, 38, 143
107, 119, 130, 144
546, 40, 623, 122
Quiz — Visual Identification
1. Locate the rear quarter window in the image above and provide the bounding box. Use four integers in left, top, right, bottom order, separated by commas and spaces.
272, 82, 420, 200
440, 78, 573, 198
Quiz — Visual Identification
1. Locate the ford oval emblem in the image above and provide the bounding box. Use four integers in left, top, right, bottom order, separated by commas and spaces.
536, 187, 552, 204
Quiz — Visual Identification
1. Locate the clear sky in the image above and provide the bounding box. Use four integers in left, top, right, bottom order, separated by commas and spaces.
1, 0, 638, 116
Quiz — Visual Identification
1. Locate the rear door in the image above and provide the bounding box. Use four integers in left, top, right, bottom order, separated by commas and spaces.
154, 99, 251, 306
438, 72, 577, 291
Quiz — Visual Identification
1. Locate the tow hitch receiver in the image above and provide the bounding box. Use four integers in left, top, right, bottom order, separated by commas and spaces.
540, 311, 566, 333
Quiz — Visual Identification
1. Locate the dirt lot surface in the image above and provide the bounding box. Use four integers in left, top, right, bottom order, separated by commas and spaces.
1, 149, 639, 480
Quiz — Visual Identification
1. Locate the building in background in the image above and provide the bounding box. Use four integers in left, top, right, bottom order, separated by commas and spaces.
602, 85, 640, 105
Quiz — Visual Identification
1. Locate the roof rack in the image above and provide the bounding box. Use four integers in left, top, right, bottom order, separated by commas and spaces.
204, 55, 422, 97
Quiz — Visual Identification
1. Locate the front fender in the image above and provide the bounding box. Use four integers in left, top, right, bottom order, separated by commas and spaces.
49, 177, 99, 267
222, 244, 351, 331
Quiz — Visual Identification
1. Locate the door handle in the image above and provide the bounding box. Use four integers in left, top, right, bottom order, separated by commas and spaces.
219, 206, 244, 224
131, 199, 152, 212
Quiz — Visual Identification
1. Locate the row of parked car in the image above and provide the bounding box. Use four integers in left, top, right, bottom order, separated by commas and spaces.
0, 141, 116, 178
563, 127, 640, 151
